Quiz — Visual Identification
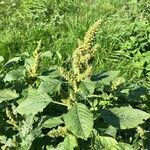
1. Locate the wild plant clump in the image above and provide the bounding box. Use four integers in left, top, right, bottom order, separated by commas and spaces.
0, 19, 149, 150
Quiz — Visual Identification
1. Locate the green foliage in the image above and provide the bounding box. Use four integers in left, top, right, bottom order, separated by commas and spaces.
0, 0, 150, 149
64, 103, 93, 140
0, 56, 4, 63
93, 136, 118, 149
16, 93, 52, 115
0, 89, 19, 103
63, 134, 78, 150
93, 136, 134, 150
42, 116, 63, 129
101, 106, 150, 129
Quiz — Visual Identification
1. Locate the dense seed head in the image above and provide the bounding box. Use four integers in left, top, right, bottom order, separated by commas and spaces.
28, 40, 41, 77
72, 20, 101, 79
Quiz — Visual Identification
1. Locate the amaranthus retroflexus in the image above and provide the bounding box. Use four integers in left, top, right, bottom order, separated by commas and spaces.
60, 20, 101, 106
28, 40, 41, 77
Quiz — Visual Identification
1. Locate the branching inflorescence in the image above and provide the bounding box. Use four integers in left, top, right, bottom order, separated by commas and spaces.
28, 40, 41, 77
60, 20, 101, 103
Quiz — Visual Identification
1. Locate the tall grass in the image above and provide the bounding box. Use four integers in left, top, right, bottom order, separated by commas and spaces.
0, 0, 149, 85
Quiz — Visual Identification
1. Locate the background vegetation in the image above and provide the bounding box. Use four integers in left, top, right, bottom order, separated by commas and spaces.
0, 0, 149, 81
0, 0, 149, 149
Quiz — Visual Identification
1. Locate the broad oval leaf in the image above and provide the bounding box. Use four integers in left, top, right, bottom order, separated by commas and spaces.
78, 78, 95, 95
0, 89, 19, 103
91, 71, 120, 83
63, 103, 93, 140
94, 136, 118, 150
4, 67, 26, 82
63, 134, 78, 150
38, 79, 61, 94
42, 116, 63, 128
16, 93, 52, 115
105, 125, 117, 138
101, 106, 150, 129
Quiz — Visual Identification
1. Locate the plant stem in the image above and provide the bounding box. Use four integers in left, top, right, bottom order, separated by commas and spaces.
52, 101, 68, 107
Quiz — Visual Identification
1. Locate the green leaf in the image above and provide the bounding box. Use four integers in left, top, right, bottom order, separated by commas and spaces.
93, 136, 118, 150
101, 106, 150, 129
19, 52, 30, 58
46, 145, 64, 150
42, 116, 63, 128
41, 51, 53, 58
93, 132, 132, 150
0, 89, 19, 103
38, 79, 61, 94
19, 130, 41, 150
4, 67, 26, 82
38, 67, 60, 80
24, 57, 34, 70
4, 57, 21, 67
111, 77, 125, 88
0, 135, 7, 144
19, 115, 42, 150
64, 103, 93, 140
92, 71, 120, 86
105, 125, 117, 138
63, 134, 78, 150
79, 78, 95, 95
56, 51, 62, 60
112, 142, 134, 150
0, 56, 4, 63
16, 93, 52, 115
